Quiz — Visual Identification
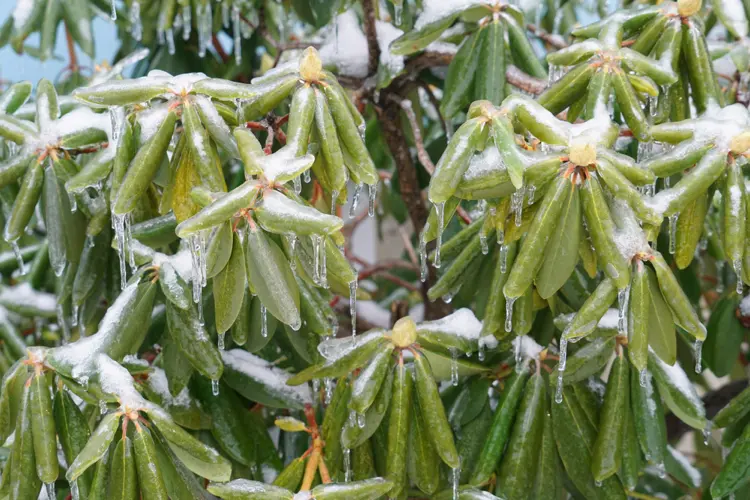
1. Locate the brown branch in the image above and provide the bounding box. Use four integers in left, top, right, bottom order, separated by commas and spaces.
65, 27, 79, 73
362, 0, 381, 76
526, 23, 568, 50
506, 65, 547, 95
212, 35, 230, 64
666, 379, 748, 441
391, 95, 435, 174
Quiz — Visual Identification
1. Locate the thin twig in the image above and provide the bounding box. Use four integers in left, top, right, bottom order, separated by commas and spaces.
361, 0, 381, 76
506, 65, 547, 95
212, 35, 230, 64
65, 27, 79, 73
392, 95, 435, 174
419, 82, 448, 138
398, 225, 419, 267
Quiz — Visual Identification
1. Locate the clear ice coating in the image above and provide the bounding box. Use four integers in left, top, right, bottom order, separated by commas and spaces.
190, 231, 208, 325
479, 231, 489, 255
99, 399, 107, 414
434, 201, 445, 269
639, 368, 648, 388
166, 28, 176, 55
669, 213, 678, 254
349, 184, 362, 218
349, 280, 358, 337
694, 339, 703, 374
450, 349, 459, 386
511, 189, 525, 227
45, 483, 55, 500
110, 0, 117, 20
261, 304, 268, 338
514, 335, 523, 371
212, 378, 220, 396
71, 480, 80, 500
344, 447, 352, 482
293, 175, 302, 194
218, 331, 225, 350
182, 6, 192, 40
702, 420, 712, 445
452, 463, 460, 500
324, 377, 333, 404
288, 234, 298, 273
504, 296, 516, 332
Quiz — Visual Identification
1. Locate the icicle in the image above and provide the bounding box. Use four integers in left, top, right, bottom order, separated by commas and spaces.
57, 303, 70, 342
218, 331, 225, 350
664, 175, 671, 188
442, 286, 459, 303
344, 448, 352, 482
617, 287, 629, 335
320, 238, 328, 288
548, 65, 559, 86
394, 2, 403, 24
504, 296, 517, 332
527, 185, 536, 205
312, 235, 322, 285
434, 201, 445, 268
639, 369, 648, 388
452, 463, 460, 500
349, 280, 358, 338
500, 244, 509, 273
126, 213, 136, 272
68, 192, 78, 213
211, 379, 220, 396
166, 28, 176, 55
702, 420, 712, 445
367, 183, 377, 217
9, 241, 25, 275
555, 337, 568, 404
450, 349, 459, 386
331, 191, 339, 215
669, 213, 678, 254
357, 412, 365, 428
349, 184, 363, 218
110, 0, 117, 20
479, 231, 489, 255
293, 176, 302, 194
130, 1, 142, 41
45, 482, 55, 500
232, 6, 241, 65
288, 234, 298, 273
419, 230, 428, 282
71, 304, 79, 327
222, 2, 230, 28
348, 410, 357, 428
261, 304, 268, 337
514, 336, 524, 371
71, 480, 80, 500
734, 259, 744, 294
324, 378, 333, 404
113, 213, 128, 288
304, 169, 311, 183
511, 189, 525, 227
312, 379, 320, 406
99, 400, 108, 414
190, 232, 208, 325
694, 339, 703, 374
478, 342, 485, 361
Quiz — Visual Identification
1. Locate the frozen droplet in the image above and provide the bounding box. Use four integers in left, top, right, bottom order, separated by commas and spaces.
9, 240, 25, 275
349, 280, 358, 338
218, 331, 226, 350
434, 202, 445, 268
304, 169, 311, 183
293, 176, 302, 194
478, 343, 485, 361
734, 259, 744, 294
504, 296, 517, 333
357, 412, 365, 428
348, 409, 357, 428
694, 339, 703, 374
617, 286, 629, 335
717, 260, 725, 294
394, 2, 403, 24
344, 447, 352, 482
639, 369, 648, 388
349, 184, 362, 218
479, 232, 489, 255
515, 335, 524, 371
368, 183, 377, 217
450, 349, 459, 386
261, 304, 268, 338
212, 379, 220, 396
595, 480, 602, 487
